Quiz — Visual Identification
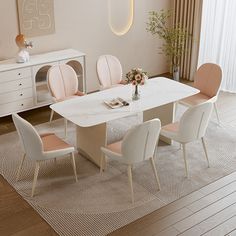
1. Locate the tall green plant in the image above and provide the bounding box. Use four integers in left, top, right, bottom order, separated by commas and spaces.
146, 10, 190, 68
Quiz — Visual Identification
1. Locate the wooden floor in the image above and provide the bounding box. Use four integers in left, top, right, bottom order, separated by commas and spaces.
0, 106, 60, 135
110, 171, 236, 236
1, 88, 236, 236
0, 175, 57, 236
0, 107, 59, 236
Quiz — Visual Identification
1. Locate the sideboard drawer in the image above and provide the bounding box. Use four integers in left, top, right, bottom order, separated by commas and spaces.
0, 67, 31, 83
0, 77, 32, 94
0, 98, 34, 116
0, 88, 33, 105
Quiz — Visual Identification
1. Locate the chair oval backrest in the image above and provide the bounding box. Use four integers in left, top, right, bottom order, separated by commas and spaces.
96, 55, 122, 89
194, 63, 222, 98
12, 114, 43, 160
178, 102, 213, 143
47, 64, 78, 101
121, 119, 161, 164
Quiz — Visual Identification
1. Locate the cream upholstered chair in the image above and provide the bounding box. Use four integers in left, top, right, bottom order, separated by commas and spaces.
12, 113, 78, 197
179, 63, 222, 124
100, 119, 161, 203
47, 64, 84, 136
161, 102, 213, 178
96, 55, 126, 90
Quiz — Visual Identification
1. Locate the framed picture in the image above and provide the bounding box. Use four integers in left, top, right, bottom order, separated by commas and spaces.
17, 0, 55, 37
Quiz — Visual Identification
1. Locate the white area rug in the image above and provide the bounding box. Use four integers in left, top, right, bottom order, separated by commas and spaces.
1, 102, 236, 236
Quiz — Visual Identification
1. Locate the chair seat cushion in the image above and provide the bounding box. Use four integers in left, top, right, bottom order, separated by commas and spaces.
40, 133, 73, 152
180, 93, 210, 106
161, 122, 179, 141
106, 141, 122, 154
161, 122, 179, 133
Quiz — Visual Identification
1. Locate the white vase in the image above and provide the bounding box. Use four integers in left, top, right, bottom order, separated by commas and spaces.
132, 85, 140, 100
16, 49, 30, 63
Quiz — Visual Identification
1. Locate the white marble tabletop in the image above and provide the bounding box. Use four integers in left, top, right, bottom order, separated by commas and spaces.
51, 77, 199, 127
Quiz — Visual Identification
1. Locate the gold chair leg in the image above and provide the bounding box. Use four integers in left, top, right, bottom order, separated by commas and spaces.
100, 155, 104, 174
201, 137, 210, 167
64, 118, 68, 139
174, 101, 178, 122
182, 144, 189, 178
49, 110, 54, 123
214, 103, 220, 125
150, 157, 161, 190
71, 152, 78, 182
16, 153, 26, 182
127, 165, 134, 204
31, 161, 40, 197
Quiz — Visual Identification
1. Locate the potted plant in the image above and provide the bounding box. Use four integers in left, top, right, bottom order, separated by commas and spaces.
146, 10, 190, 81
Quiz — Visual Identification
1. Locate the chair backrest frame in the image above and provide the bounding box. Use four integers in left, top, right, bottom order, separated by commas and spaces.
121, 119, 161, 164
12, 114, 44, 160
178, 102, 213, 143
194, 63, 222, 98
47, 64, 79, 101
96, 55, 122, 89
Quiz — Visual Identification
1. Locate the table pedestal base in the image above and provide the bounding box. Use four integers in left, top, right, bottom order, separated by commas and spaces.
77, 123, 107, 168
76, 102, 175, 167
143, 102, 175, 145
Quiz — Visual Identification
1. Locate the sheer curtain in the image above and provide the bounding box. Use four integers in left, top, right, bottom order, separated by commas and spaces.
198, 0, 236, 92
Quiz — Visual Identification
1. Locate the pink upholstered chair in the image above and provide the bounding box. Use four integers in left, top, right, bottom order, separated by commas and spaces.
47, 64, 84, 136
96, 55, 126, 90
179, 63, 222, 124
100, 119, 161, 203
12, 113, 78, 197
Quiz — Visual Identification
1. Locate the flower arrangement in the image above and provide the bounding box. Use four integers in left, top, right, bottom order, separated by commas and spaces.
126, 68, 147, 100
125, 68, 147, 86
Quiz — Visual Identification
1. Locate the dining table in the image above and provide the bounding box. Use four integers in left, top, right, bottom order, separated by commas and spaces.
50, 77, 199, 167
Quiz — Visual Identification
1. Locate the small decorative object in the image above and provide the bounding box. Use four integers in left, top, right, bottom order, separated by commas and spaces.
15, 34, 33, 63
104, 97, 129, 109
146, 10, 191, 81
126, 68, 147, 100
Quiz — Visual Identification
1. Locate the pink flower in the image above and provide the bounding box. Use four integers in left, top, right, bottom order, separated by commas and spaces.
135, 74, 141, 81
126, 68, 147, 85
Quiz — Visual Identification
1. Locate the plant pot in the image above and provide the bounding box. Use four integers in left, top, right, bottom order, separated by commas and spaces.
172, 65, 180, 82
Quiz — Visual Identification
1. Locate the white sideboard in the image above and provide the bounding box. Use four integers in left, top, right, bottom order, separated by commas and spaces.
0, 49, 86, 117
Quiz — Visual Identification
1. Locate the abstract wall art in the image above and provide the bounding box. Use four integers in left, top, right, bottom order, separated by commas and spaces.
17, 0, 55, 37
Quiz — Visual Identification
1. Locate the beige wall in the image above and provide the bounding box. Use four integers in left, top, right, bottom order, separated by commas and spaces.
0, 0, 171, 92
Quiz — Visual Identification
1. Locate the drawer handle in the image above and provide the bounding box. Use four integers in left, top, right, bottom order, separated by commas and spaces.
21, 104, 24, 106
20, 93, 23, 96
18, 73, 21, 76
19, 83, 22, 86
